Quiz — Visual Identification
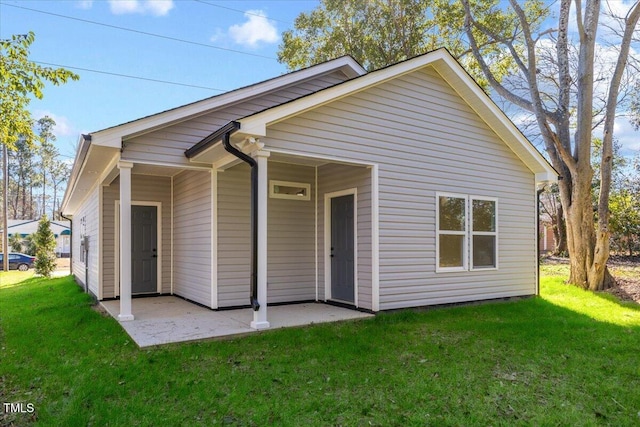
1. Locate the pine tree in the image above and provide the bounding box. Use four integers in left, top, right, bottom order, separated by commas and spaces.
33, 215, 56, 277
8, 233, 23, 253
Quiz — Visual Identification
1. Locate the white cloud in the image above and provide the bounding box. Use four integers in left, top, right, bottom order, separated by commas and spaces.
209, 28, 226, 44
228, 10, 278, 48
108, 0, 174, 16
33, 111, 77, 139
76, 0, 93, 9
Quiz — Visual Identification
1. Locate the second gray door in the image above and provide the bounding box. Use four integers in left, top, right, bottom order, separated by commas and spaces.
131, 205, 158, 294
331, 194, 355, 303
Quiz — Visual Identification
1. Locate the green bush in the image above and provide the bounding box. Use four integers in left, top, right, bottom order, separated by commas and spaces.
33, 215, 56, 277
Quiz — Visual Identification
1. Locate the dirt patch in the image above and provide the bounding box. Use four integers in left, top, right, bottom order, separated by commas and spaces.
605, 277, 640, 304
543, 255, 640, 304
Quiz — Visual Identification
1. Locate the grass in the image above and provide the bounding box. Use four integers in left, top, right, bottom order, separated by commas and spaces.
1, 271, 640, 426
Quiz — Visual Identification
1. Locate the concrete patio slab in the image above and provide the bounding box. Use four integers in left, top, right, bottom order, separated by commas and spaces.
101, 297, 373, 347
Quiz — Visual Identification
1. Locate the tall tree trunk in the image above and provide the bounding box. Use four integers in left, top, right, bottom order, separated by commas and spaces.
42, 172, 46, 218
2, 143, 8, 271
52, 185, 56, 219
554, 203, 568, 255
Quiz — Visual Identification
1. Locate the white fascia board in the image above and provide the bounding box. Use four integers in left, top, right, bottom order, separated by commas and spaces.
535, 171, 558, 184
88, 57, 366, 148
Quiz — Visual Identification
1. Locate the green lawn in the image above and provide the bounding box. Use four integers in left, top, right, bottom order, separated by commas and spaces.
1, 270, 640, 426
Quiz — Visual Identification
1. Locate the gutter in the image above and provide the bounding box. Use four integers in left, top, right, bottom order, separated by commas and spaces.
186, 121, 260, 311
536, 185, 545, 296
59, 212, 73, 277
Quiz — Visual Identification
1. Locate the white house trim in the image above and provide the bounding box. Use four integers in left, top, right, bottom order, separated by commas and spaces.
117, 161, 134, 321
435, 192, 470, 273
370, 164, 380, 311
469, 196, 499, 272
251, 150, 270, 330
210, 169, 218, 309
324, 187, 358, 306
170, 176, 174, 295
98, 184, 104, 301
267, 148, 375, 168
315, 166, 319, 302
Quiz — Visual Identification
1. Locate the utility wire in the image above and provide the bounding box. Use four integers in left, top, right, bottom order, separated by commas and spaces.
1, 2, 278, 61
193, 0, 294, 25
34, 60, 227, 91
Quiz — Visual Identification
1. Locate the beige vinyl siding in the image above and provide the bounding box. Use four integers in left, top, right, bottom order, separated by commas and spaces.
102, 175, 172, 298
121, 71, 351, 166
173, 170, 212, 307
218, 162, 317, 307
267, 162, 316, 303
265, 66, 537, 310
317, 164, 372, 310
71, 185, 100, 297
217, 163, 251, 307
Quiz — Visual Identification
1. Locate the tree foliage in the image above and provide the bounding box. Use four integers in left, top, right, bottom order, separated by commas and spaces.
8, 233, 23, 253
609, 189, 640, 256
0, 32, 78, 150
277, 0, 522, 87
33, 215, 56, 277
1, 32, 77, 271
4, 116, 71, 220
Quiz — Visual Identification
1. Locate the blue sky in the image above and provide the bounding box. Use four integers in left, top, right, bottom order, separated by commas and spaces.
0, 0, 318, 159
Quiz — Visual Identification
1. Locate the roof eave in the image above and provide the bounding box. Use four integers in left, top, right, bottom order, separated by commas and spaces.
60, 134, 92, 214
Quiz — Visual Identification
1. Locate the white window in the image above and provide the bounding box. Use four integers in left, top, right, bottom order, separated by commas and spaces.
269, 180, 311, 201
471, 198, 498, 270
436, 194, 498, 272
437, 194, 468, 271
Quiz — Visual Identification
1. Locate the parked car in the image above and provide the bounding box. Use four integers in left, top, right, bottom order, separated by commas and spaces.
0, 253, 36, 271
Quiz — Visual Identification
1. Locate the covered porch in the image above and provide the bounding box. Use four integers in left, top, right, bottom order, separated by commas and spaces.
105, 129, 378, 331
101, 297, 373, 347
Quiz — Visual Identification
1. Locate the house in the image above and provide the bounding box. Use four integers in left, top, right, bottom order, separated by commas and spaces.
2, 219, 71, 257
60, 49, 557, 329
539, 222, 556, 254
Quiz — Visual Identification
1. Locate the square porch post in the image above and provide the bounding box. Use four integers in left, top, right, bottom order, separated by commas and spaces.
251, 150, 270, 330
118, 161, 134, 321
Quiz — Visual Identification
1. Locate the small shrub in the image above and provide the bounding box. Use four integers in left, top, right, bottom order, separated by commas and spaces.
33, 215, 56, 277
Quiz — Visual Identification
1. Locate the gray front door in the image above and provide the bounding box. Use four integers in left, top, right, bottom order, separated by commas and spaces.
331, 194, 355, 303
131, 205, 158, 294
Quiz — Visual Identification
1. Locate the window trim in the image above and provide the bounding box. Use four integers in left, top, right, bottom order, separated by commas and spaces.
435, 193, 499, 273
435, 192, 469, 273
269, 180, 311, 201
470, 197, 499, 271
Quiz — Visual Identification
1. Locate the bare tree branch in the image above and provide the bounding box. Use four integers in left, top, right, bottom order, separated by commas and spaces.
460, 0, 539, 113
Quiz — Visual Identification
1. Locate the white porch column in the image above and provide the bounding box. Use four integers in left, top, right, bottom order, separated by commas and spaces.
118, 161, 134, 321
251, 150, 270, 330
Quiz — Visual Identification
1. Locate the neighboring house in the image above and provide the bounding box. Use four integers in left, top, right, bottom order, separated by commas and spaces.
1, 219, 71, 257
61, 49, 556, 329
539, 222, 556, 254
